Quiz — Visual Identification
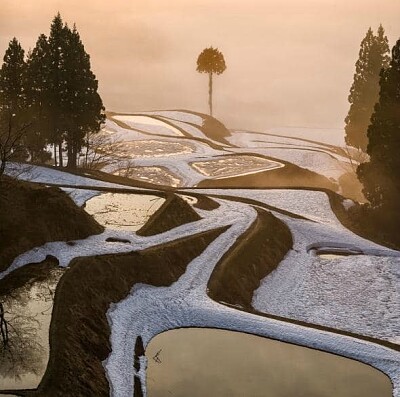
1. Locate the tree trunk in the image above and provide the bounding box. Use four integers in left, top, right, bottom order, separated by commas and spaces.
53, 143, 58, 167
0, 159, 6, 178
58, 143, 63, 168
67, 137, 77, 170
208, 72, 213, 116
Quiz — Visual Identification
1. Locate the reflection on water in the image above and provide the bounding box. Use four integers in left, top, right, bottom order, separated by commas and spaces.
315, 250, 362, 260
146, 328, 392, 397
191, 155, 283, 179
0, 270, 62, 390
85, 193, 165, 231
120, 140, 193, 158
114, 166, 182, 187
318, 253, 361, 259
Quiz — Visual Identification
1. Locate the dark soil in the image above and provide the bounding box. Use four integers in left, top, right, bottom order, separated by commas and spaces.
0, 177, 103, 272
208, 207, 292, 309
137, 194, 201, 236
328, 192, 400, 250
32, 227, 226, 397
197, 161, 337, 191
0, 255, 59, 298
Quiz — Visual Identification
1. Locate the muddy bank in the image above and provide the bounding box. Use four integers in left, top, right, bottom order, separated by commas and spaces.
137, 194, 201, 236
208, 207, 292, 309
0, 256, 59, 297
0, 177, 103, 271
207, 200, 400, 352
31, 227, 226, 397
197, 161, 336, 191
328, 192, 400, 250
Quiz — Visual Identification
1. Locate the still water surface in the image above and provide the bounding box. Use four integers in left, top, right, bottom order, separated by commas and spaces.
0, 270, 62, 391
85, 193, 165, 231
146, 328, 392, 397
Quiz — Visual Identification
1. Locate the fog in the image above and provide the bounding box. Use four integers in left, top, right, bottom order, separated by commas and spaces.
0, 0, 399, 130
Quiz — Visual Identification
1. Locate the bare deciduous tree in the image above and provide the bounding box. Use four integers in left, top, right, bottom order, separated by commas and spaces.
0, 115, 31, 178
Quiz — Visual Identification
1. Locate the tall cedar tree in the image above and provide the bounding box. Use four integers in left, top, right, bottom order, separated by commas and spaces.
24, 34, 52, 163
344, 26, 390, 151
196, 47, 226, 116
61, 25, 105, 169
28, 14, 105, 168
0, 38, 28, 176
357, 38, 400, 211
47, 13, 67, 166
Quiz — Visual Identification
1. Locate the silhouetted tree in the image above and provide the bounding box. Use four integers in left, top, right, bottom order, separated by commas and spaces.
196, 47, 226, 116
0, 38, 30, 177
344, 26, 390, 151
357, 38, 400, 211
47, 13, 69, 167
61, 25, 105, 169
24, 34, 52, 163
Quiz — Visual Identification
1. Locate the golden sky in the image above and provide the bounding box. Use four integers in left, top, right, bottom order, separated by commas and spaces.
0, 0, 399, 130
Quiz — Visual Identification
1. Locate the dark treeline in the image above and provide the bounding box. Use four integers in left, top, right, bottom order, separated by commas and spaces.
0, 13, 105, 173
344, 25, 390, 152
345, 26, 400, 242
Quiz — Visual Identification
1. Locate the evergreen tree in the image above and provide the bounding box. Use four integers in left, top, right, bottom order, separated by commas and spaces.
196, 47, 226, 116
47, 12, 68, 167
357, 38, 400, 211
61, 24, 105, 169
344, 26, 390, 151
24, 34, 52, 162
0, 38, 29, 174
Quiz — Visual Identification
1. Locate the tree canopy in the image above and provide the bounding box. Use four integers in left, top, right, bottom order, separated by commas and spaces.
344, 25, 390, 151
196, 47, 226, 116
357, 37, 400, 211
0, 13, 105, 171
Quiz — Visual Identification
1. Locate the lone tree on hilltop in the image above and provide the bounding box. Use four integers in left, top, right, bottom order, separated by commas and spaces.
357, 37, 400, 214
344, 25, 390, 151
196, 47, 226, 116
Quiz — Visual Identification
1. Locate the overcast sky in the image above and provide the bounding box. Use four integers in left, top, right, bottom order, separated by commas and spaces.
0, 0, 399, 130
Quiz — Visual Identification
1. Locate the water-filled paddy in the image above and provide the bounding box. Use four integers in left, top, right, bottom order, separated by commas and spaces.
85, 193, 165, 231
191, 155, 283, 179
0, 270, 62, 391
146, 328, 392, 397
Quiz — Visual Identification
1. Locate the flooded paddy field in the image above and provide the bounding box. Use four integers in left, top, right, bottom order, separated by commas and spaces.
191, 155, 284, 179
85, 193, 165, 231
146, 328, 392, 397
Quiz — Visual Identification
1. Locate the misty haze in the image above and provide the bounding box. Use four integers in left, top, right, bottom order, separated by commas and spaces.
0, 1, 399, 397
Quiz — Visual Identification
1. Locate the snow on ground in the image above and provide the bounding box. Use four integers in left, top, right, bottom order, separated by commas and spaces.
227, 146, 350, 181
102, 119, 148, 141
227, 129, 351, 182
102, 195, 400, 397
5, 163, 139, 190
61, 188, 101, 207
189, 189, 400, 343
267, 127, 345, 147
130, 110, 204, 126
228, 130, 338, 151
113, 115, 184, 137
158, 117, 205, 139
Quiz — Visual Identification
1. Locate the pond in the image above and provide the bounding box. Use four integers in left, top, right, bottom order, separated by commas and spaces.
146, 328, 392, 397
190, 155, 284, 179
85, 193, 165, 231
0, 270, 62, 391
